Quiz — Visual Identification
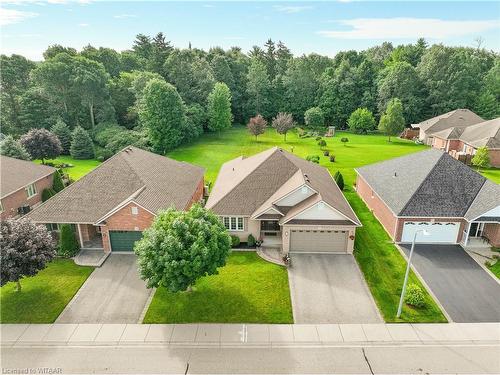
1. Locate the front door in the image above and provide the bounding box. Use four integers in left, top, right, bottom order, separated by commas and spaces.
261, 220, 280, 232
469, 222, 484, 238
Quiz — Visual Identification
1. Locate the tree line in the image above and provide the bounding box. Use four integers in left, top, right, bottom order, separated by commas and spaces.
1, 34, 499, 158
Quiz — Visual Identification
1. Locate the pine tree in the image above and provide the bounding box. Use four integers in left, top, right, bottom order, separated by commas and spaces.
70, 126, 95, 159
51, 119, 72, 154
0, 136, 31, 160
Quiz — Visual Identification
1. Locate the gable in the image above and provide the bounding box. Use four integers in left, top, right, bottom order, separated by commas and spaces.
274, 185, 315, 206
292, 201, 350, 221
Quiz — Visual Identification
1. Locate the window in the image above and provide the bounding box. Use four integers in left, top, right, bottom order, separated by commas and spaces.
0, 201, 3, 213
26, 183, 37, 198
221, 216, 244, 231
46, 223, 59, 231
131, 206, 139, 215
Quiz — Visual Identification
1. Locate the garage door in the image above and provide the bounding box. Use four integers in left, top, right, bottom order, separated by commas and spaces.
109, 231, 143, 252
290, 230, 348, 253
401, 221, 460, 243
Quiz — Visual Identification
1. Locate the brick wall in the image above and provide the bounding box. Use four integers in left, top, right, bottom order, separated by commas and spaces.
185, 177, 205, 209
488, 149, 500, 168
1, 174, 54, 221
432, 137, 447, 150
355, 174, 398, 239
483, 223, 500, 247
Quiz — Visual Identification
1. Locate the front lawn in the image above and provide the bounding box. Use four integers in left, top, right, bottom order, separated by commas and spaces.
487, 259, 500, 279
143, 252, 293, 323
0, 259, 94, 323
37, 156, 101, 181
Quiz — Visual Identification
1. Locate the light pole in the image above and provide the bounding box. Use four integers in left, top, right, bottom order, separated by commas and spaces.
397, 229, 429, 318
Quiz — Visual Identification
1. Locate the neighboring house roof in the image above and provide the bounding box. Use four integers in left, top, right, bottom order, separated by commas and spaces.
459, 118, 500, 149
356, 149, 495, 219
26, 146, 204, 223
206, 147, 360, 225
0, 156, 56, 199
412, 109, 483, 135
431, 127, 465, 140
464, 179, 500, 221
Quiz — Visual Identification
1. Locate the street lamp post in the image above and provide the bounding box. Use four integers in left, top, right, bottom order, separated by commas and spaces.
396, 229, 429, 318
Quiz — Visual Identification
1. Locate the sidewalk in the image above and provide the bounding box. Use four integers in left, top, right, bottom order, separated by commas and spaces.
2, 322, 499, 347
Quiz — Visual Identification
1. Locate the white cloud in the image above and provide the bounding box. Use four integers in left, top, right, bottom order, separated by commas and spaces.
113, 14, 136, 19
0, 7, 37, 25
273, 5, 312, 14
78, 22, 88, 27
317, 18, 499, 40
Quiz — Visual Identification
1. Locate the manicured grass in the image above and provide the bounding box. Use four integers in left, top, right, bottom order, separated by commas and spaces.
0, 259, 94, 323
143, 252, 293, 323
487, 260, 500, 279
478, 167, 500, 184
37, 156, 101, 180
346, 191, 447, 322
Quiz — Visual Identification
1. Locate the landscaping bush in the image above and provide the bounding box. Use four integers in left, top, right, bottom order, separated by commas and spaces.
97, 155, 105, 162
41, 188, 55, 202
404, 284, 426, 308
329, 155, 335, 162
334, 171, 344, 191
323, 150, 329, 156
58, 224, 80, 258
92, 122, 124, 147
341, 137, 349, 146
52, 170, 65, 192
318, 139, 327, 149
247, 234, 256, 247
306, 155, 320, 164
230, 235, 241, 248
315, 136, 322, 141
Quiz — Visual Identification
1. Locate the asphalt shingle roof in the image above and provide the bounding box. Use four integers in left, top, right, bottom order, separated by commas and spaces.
414, 109, 483, 135
26, 146, 204, 223
1, 156, 56, 198
459, 118, 500, 149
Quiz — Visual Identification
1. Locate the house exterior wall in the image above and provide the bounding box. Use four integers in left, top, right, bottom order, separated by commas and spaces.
355, 174, 398, 239
488, 150, 500, 168
281, 223, 356, 254
225, 217, 260, 242
394, 218, 466, 243
80, 224, 98, 242
186, 177, 205, 209
0, 174, 54, 221
483, 223, 500, 247
101, 202, 155, 252
432, 137, 447, 150
447, 140, 462, 151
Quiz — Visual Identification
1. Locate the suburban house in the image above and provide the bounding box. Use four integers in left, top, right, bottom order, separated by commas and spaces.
355, 149, 500, 247
0, 156, 56, 221
411, 109, 483, 145
431, 118, 500, 167
206, 147, 361, 254
27, 146, 205, 252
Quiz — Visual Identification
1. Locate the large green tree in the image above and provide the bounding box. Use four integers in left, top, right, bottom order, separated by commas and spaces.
135, 205, 231, 292
246, 59, 271, 118
207, 82, 233, 134
70, 126, 95, 159
20, 129, 62, 164
348, 108, 376, 134
140, 79, 185, 153
51, 119, 72, 154
378, 98, 405, 142
0, 136, 31, 160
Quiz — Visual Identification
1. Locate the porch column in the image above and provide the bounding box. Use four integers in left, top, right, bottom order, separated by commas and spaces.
76, 224, 84, 247
463, 222, 471, 247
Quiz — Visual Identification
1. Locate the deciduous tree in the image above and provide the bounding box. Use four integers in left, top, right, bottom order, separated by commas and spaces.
347, 108, 376, 134
20, 129, 62, 164
471, 146, 490, 171
247, 114, 267, 140
246, 59, 271, 118
272, 112, 294, 141
304, 107, 325, 129
378, 98, 405, 142
0, 136, 31, 160
207, 82, 233, 134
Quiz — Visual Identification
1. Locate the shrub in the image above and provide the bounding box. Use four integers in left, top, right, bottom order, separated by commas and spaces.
318, 139, 327, 149
404, 284, 426, 308
58, 224, 80, 258
41, 188, 55, 202
315, 136, 322, 141
329, 155, 335, 162
92, 122, 124, 147
306, 155, 320, 164
485, 260, 492, 267
334, 171, 344, 191
323, 150, 330, 156
230, 235, 241, 248
52, 171, 65, 192
341, 137, 349, 146
247, 234, 256, 247
97, 156, 105, 162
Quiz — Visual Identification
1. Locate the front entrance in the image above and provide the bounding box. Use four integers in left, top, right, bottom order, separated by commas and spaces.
469, 222, 484, 238
109, 230, 143, 252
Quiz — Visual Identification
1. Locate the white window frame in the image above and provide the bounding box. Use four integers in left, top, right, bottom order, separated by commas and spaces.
131, 206, 139, 215
26, 183, 37, 198
221, 216, 244, 231
0, 201, 3, 213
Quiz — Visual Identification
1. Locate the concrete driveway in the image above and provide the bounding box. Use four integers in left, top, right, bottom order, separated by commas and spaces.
57, 254, 153, 323
288, 254, 382, 323
401, 244, 500, 323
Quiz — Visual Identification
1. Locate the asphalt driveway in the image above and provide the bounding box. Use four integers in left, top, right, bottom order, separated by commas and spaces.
401, 244, 500, 323
57, 254, 152, 323
288, 254, 382, 323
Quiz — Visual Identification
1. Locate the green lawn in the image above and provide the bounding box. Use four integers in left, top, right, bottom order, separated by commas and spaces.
37, 156, 101, 181
487, 260, 500, 279
0, 259, 94, 323
479, 167, 500, 184
143, 252, 293, 323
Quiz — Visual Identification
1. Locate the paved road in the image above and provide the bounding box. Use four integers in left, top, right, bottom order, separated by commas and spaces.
57, 254, 152, 323
401, 244, 500, 323
288, 254, 381, 323
3, 345, 499, 374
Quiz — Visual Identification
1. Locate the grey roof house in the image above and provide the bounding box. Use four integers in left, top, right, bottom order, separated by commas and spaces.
206, 147, 361, 254
355, 149, 500, 247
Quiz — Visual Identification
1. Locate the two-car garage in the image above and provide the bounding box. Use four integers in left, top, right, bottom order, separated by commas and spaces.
289, 229, 350, 253
400, 221, 461, 243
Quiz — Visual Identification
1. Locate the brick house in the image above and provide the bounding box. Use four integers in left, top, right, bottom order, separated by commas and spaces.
431, 118, 500, 167
355, 149, 500, 247
0, 156, 56, 221
27, 146, 205, 252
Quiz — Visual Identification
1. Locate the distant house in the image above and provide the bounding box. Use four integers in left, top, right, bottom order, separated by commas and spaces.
206, 147, 361, 254
0, 156, 56, 221
27, 146, 205, 252
355, 149, 500, 247
431, 118, 500, 167
411, 109, 483, 145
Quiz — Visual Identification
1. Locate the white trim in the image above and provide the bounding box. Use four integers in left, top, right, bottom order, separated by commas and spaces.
281, 200, 358, 226
77, 224, 84, 247
93, 187, 150, 224
0, 170, 55, 200
272, 183, 318, 207
221, 216, 245, 231
252, 206, 284, 219
25, 183, 37, 199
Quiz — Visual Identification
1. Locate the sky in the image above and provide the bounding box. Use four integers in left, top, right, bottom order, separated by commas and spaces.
1, 1, 499, 61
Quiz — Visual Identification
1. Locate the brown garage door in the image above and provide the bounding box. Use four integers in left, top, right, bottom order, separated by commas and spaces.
290, 229, 348, 253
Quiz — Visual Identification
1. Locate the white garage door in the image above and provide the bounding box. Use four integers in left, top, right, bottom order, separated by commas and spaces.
290, 229, 348, 253
401, 221, 460, 243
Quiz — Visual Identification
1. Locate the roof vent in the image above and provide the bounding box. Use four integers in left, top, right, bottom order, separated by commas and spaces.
393, 172, 397, 178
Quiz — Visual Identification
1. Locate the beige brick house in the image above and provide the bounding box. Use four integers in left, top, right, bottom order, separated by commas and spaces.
0, 156, 56, 221
27, 146, 205, 252
355, 149, 500, 247
206, 147, 361, 254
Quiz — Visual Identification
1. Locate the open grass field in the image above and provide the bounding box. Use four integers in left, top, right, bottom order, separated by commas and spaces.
38, 156, 101, 181
0, 259, 94, 323
143, 252, 293, 323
